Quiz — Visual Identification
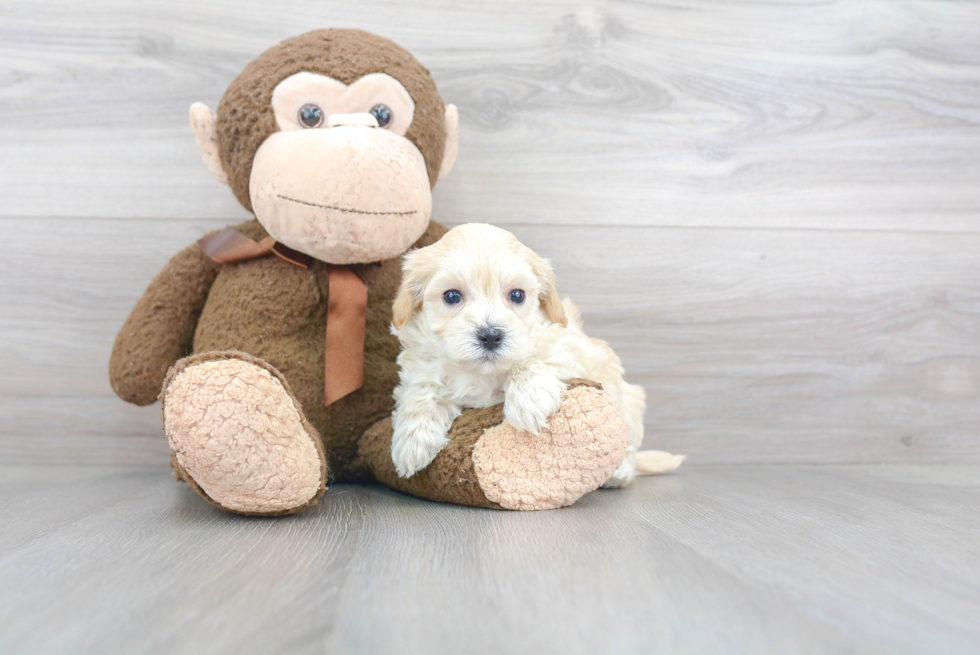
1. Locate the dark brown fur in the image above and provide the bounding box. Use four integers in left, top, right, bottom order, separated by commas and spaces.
359, 406, 506, 509
193, 219, 447, 480
217, 29, 447, 212
109, 29, 508, 512
109, 241, 220, 405
111, 219, 448, 482
357, 379, 604, 508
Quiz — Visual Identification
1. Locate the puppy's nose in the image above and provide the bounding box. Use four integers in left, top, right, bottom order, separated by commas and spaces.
476, 327, 504, 352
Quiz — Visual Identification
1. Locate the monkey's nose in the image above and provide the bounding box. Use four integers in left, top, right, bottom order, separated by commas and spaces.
476, 327, 504, 352
327, 113, 379, 128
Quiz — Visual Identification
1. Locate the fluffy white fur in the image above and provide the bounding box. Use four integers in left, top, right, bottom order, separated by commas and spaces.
390, 223, 683, 482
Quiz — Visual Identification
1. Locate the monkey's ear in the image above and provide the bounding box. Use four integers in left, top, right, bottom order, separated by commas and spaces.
437, 104, 459, 182
189, 102, 229, 185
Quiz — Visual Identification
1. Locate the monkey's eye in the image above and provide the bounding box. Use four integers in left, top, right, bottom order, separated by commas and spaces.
298, 104, 324, 128
369, 104, 393, 129
509, 289, 526, 304
443, 289, 462, 305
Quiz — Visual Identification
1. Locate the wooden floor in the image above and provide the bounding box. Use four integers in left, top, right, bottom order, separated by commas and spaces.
1, 464, 978, 655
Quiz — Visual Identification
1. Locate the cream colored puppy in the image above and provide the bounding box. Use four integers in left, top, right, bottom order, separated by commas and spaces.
390, 223, 683, 482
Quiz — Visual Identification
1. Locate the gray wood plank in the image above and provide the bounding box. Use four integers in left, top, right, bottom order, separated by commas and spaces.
3, 218, 979, 465
1, 464, 978, 654
1, 0, 978, 230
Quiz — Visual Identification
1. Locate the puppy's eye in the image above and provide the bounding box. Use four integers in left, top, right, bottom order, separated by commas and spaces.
443, 289, 463, 305
299, 104, 324, 128
509, 289, 525, 304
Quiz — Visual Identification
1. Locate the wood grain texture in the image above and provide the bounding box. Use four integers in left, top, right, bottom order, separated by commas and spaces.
1, 0, 979, 465
0, 0, 978, 229
3, 5, 978, 653
2, 218, 979, 465
1, 464, 978, 654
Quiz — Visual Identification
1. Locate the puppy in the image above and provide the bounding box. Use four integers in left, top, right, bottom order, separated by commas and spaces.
389, 223, 683, 483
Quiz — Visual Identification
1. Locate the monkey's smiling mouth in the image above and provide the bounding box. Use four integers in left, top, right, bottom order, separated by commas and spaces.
277, 194, 417, 216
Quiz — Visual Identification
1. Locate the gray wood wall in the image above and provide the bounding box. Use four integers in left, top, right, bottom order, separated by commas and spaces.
2, 0, 978, 465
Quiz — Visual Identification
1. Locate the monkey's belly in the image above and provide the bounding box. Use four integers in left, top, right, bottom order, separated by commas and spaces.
190, 258, 397, 479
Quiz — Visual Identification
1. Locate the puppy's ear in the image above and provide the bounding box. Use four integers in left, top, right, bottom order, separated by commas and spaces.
392, 251, 426, 329
531, 252, 568, 327
392, 275, 418, 330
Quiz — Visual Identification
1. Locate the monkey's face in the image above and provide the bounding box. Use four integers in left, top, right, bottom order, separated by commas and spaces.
249, 72, 434, 264
190, 29, 459, 265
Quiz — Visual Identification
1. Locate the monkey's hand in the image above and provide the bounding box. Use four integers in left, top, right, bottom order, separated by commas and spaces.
503, 361, 567, 435
109, 234, 221, 406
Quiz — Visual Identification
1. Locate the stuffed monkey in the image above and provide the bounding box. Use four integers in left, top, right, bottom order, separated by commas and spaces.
109, 29, 629, 515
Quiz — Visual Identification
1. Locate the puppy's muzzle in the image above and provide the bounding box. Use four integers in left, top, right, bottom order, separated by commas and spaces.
476, 327, 504, 352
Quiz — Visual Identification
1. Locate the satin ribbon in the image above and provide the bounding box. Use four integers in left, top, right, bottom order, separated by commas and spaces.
323, 265, 367, 405
198, 227, 366, 406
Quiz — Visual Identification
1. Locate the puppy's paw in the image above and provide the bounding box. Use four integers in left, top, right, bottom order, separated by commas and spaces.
391, 419, 450, 479
504, 374, 566, 435
601, 452, 637, 488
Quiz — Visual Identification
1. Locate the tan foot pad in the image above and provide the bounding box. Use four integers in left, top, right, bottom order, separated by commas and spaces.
163, 355, 325, 514
472, 384, 628, 510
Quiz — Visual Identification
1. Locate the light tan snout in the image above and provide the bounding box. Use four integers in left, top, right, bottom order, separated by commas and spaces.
249, 126, 433, 265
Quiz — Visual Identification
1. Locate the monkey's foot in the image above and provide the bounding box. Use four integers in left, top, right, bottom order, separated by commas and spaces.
162, 352, 327, 515
361, 379, 627, 511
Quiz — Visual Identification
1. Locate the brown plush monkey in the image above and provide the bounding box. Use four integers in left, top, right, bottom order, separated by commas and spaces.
109, 29, 628, 515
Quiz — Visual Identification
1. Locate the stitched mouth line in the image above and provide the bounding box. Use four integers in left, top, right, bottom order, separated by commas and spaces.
277, 194, 417, 216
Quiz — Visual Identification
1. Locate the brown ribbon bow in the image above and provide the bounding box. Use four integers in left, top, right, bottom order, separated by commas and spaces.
198, 227, 366, 406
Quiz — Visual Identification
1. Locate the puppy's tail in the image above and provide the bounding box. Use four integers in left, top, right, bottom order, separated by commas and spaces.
634, 450, 686, 475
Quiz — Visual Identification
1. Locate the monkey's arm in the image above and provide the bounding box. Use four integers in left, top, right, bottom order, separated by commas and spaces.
109, 240, 220, 406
